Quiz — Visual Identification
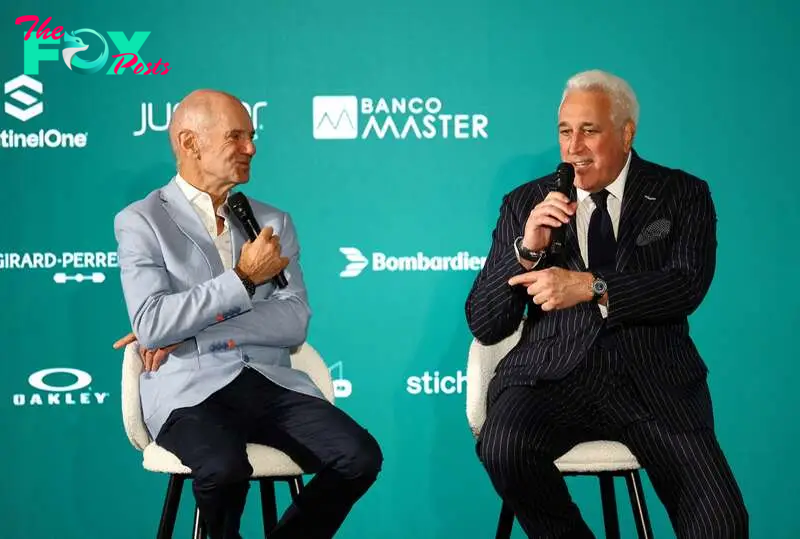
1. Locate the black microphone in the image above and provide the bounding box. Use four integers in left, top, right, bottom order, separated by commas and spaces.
549, 162, 575, 258
227, 192, 288, 288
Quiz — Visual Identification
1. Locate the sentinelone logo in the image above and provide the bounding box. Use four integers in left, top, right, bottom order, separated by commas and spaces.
339, 247, 486, 278
0, 250, 118, 284
4, 74, 42, 121
2, 74, 88, 149
313, 96, 489, 140
13, 367, 110, 406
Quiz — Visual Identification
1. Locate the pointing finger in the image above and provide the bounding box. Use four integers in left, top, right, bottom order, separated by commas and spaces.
508, 272, 542, 286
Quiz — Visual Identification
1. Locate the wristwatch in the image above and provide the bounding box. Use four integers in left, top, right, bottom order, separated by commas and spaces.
590, 274, 608, 303
514, 236, 546, 263
234, 266, 256, 298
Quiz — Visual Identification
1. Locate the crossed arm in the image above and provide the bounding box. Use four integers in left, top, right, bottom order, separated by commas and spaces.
112, 208, 310, 370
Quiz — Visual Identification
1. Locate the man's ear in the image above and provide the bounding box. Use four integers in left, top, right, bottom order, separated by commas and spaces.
623, 120, 636, 152
178, 129, 200, 159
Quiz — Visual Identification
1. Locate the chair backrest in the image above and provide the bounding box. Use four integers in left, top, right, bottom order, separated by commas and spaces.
465, 320, 524, 437
121, 342, 336, 451
290, 342, 336, 404
121, 343, 150, 451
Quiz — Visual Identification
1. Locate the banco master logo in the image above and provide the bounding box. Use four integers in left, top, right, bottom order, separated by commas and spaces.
1, 74, 88, 149
13, 367, 110, 407
134, 100, 268, 139
339, 247, 486, 278
313, 96, 489, 140
0, 250, 118, 284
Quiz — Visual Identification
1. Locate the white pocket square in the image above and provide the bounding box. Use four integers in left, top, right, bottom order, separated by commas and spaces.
636, 218, 671, 246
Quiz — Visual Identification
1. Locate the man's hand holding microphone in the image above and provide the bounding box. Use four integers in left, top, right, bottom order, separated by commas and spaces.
508, 165, 604, 311
234, 225, 289, 290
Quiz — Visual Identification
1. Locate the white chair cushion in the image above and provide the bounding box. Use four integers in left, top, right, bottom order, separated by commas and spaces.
123, 342, 335, 479
555, 441, 641, 473
465, 323, 643, 474
466, 323, 524, 437
143, 442, 304, 477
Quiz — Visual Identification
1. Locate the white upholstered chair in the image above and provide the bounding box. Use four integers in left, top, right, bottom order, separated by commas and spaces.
121, 342, 335, 539
466, 321, 654, 539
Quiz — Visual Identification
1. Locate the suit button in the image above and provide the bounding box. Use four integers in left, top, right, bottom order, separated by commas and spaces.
243, 354, 250, 363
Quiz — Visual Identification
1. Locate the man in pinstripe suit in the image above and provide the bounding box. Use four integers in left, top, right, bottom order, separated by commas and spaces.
465, 70, 747, 538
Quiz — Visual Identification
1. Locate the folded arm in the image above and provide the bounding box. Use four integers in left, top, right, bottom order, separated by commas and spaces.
114, 208, 253, 350
601, 179, 717, 327
195, 212, 311, 352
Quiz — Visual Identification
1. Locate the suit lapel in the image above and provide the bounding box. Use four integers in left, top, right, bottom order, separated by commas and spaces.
160, 179, 225, 277
228, 203, 246, 268
616, 152, 669, 271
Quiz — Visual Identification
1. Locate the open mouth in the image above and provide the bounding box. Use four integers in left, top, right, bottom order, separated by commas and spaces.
572, 160, 593, 169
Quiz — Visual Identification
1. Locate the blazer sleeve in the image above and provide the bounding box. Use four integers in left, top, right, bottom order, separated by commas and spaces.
194, 211, 311, 352
114, 207, 253, 350
465, 191, 541, 345
600, 176, 717, 327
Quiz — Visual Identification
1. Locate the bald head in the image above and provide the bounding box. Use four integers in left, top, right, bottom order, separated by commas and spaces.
169, 89, 245, 159
168, 89, 257, 195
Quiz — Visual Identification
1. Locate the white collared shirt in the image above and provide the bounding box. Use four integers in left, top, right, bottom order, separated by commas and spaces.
574, 152, 631, 317
175, 175, 233, 270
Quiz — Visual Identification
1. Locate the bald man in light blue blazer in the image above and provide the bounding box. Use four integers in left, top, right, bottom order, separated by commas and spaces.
113, 89, 381, 539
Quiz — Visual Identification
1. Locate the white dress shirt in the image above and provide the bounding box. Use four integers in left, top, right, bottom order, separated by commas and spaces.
175, 175, 234, 271
574, 152, 631, 317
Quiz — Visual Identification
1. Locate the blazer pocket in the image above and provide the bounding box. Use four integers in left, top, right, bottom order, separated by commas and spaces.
524, 321, 558, 342
166, 338, 200, 370
636, 218, 671, 246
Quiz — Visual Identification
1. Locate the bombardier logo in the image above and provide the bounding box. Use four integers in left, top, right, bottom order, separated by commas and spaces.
338, 247, 486, 278
339, 247, 369, 277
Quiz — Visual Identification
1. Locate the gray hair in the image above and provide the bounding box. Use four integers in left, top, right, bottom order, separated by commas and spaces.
561, 70, 639, 128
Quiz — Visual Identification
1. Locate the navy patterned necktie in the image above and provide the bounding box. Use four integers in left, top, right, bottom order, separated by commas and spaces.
588, 189, 616, 271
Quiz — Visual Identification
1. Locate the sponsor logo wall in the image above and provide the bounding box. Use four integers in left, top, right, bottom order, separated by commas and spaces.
0, 4, 780, 539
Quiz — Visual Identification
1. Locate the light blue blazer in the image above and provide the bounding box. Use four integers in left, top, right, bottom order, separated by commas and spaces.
114, 178, 325, 439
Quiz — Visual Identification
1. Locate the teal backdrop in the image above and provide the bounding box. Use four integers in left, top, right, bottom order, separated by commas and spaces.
1, 1, 798, 537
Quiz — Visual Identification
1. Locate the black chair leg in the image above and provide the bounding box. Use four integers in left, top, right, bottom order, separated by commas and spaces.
259, 479, 279, 538
157, 475, 185, 539
625, 471, 654, 539
495, 501, 514, 539
192, 505, 207, 539
599, 474, 621, 539
288, 476, 304, 503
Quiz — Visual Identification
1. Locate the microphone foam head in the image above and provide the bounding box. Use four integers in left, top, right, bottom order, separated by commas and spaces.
555, 162, 575, 193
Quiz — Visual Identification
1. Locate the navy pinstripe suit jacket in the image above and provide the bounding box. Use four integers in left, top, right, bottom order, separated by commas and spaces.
466, 150, 717, 432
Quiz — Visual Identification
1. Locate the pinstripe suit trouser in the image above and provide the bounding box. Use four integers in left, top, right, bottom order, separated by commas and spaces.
476, 339, 748, 539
